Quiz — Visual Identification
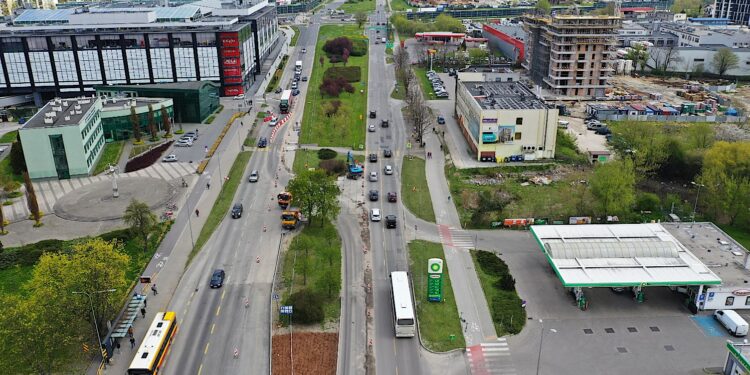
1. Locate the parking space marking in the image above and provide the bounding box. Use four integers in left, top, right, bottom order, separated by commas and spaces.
691, 315, 726, 337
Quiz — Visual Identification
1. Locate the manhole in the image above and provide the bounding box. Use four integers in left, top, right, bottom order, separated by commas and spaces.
605, 328, 615, 333
664, 345, 675, 351
617, 347, 628, 353
583, 328, 594, 334
627, 327, 638, 333
650, 326, 661, 332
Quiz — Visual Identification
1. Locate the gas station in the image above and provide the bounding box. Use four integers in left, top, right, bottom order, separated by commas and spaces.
530, 223, 723, 311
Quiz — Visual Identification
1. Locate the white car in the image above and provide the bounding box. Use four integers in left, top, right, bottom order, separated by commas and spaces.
269, 117, 279, 127
234, 94, 245, 100
248, 170, 259, 183
302, 48, 307, 53
369, 171, 378, 182
370, 208, 381, 222
368, 124, 376, 132
162, 154, 177, 162
175, 139, 192, 147
384, 165, 393, 175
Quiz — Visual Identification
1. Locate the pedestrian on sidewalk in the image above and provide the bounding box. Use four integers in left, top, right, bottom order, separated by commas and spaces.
141, 307, 146, 318
206, 182, 210, 189
204, 145, 209, 153
151, 284, 158, 296
130, 337, 136, 349
127, 326, 134, 338
195, 209, 200, 217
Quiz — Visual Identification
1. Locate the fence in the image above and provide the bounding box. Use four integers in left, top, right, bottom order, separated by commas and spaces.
598, 114, 746, 123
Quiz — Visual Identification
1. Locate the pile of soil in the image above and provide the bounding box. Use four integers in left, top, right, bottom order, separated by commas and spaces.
272, 332, 338, 375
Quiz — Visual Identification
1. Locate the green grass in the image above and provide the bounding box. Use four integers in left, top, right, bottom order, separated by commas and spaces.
300, 25, 368, 148
401, 157, 436, 222
292, 149, 348, 175
130, 142, 161, 158
190, 151, 252, 262
290, 25, 301, 47
339, 0, 375, 12
386, 47, 393, 56
389, 0, 415, 11
408, 240, 465, 351
205, 115, 216, 124
391, 82, 406, 100
471, 250, 526, 336
93, 141, 125, 175
280, 221, 342, 323
0, 130, 18, 143
719, 225, 750, 251
0, 156, 23, 184
413, 66, 448, 101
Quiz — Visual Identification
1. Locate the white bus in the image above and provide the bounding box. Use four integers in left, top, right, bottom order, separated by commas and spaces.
390, 271, 416, 337
127, 312, 178, 375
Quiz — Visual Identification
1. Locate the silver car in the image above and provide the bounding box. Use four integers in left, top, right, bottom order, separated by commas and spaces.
248, 170, 259, 183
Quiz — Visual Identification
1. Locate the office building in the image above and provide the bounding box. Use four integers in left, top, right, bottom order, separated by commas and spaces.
522, 14, 621, 97
19, 97, 104, 179
455, 81, 558, 162
712, 0, 750, 26
0, 0, 278, 99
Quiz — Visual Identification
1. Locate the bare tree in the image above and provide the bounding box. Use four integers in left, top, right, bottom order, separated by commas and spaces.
405, 90, 430, 145
649, 46, 683, 74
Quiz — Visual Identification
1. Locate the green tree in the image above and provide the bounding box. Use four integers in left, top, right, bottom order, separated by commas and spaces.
130, 106, 142, 143
610, 122, 669, 177
590, 160, 636, 216
317, 266, 340, 298
699, 141, 750, 225
468, 48, 489, 64
686, 122, 714, 149
535, 0, 551, 15
160, 106, 172, 138
286, 169, 340, 226
591, 2, 615, 15
433, 14, 465, 33
713, 48, 739, 77
9, 140, 26, 175
23, 171, 41, 225
123, 199, 156, 251
671, 0, 703, 16
625, 44, 649, 72
354, 12, 367, 28
147, 104, 158, 141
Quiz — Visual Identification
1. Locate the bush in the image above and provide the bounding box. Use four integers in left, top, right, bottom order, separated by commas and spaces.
350, 38, 368, 56
124, 141, 173, 173
323, 37, 353, 56
324, 67, 362, 82
0, 238, 66, 269
287, 289, 324, 324
319, 159, 347, 175
317, 148, 338, 160
491, 291, 525, 334
475, 250, 509, 276
636, 192, 661, 212
493, 273, 516, 291
319, 77, 354, 97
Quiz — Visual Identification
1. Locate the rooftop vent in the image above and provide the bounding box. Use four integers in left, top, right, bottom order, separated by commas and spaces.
44, 118, 53, 124
75, 110, 82, 115
52, 106, 62, 112
74, 104, 81, 111
61, 100, 68, 106
64, 116, 70, 121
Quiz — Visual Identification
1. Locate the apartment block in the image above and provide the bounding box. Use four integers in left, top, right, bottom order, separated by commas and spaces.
522, 14, 621, 97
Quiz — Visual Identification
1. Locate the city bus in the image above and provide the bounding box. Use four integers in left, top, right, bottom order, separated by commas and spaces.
280, 89, 293, 114
127, 312, 178, 375
390, 271, 416, 337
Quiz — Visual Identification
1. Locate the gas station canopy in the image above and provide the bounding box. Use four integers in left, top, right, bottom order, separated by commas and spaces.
531, 224, 722, 288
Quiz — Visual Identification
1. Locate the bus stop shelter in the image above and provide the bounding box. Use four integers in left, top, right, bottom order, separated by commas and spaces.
530, 223, 722, 309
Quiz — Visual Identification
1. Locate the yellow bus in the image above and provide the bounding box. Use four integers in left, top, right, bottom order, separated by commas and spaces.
127, 312, 178, 375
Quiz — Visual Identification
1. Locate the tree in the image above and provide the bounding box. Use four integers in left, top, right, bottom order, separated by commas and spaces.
341, 48, 350, 66
147, 104, 158, 141
649, 46, 683, 74
354, 12, 367, 28
699, 141, 750, 225
468, 48, 489, 64
319, 56, 324, 67
9, 140, 26, 175
535, 0, 551, 15
591, 3, 616, 15
610, 122, 669, 177
671, 0, 703, 16
23, 171, 41, 225
434, 14, 466, 33
130, 106, 142, 143
286, 169, 340, 226
160, 106, 172, 138
713, 47, 739, 78
317, 266, 339, 298
0, 203, 6, 235
590, 160, 636, 216
625, 44, 649, 72
323, 37, 353, 56
123, 199, 156, 251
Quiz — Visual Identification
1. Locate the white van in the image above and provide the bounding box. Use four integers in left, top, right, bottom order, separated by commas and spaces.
714, 309, 749, 337
557, 120, 569, 129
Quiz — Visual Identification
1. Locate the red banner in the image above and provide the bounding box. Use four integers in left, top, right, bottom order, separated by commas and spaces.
220, 33, 239, 47
223, 57, 240, 66
224, 77, 242, 84
221, 48, 240, 57
224, 86, 243, 96
223, 67, 241, 77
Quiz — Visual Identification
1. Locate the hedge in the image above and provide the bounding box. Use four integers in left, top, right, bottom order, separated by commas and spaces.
125, 140, 173, 173
351, 38, 368, 56
317, 148, 338, 160
323, 67, 362, 83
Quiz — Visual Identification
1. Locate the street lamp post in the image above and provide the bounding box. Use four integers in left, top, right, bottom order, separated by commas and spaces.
536, 319, 544, 375
691, 181, 705, 223
73, 289, 117, 365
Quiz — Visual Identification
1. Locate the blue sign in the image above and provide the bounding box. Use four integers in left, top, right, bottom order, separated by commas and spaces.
280, 305, 293, 315
273, 293, 280, 301
699, 294, 705, 301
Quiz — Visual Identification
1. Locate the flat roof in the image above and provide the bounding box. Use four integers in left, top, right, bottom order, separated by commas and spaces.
463, 81, 548, 110
661, 222, 750, 287
100, 97, 171, 112
530, 223, 722, 287
23, 97, 98, 129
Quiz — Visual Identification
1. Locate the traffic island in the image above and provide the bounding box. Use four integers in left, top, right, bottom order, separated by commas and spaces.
401, 157, 436, 222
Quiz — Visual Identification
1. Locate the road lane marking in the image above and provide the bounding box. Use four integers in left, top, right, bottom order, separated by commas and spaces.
221, 290, 226, 300
197, 364, 203, 375
211, 323, 216, 334
216, 305, 221, 316
204, 342, 210, 354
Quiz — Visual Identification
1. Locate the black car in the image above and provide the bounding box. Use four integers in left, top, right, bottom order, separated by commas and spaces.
257, 137, 268, 148
210, 269, 226, 288
385, 215, 397, 228
387, 192, 397, 202
292, 89, 300, 96
437, 116, 445, 124
369, 190, 379, 201
369, 153, 378, 162
381, 119, 389, 128
595, 126, 611, 135
231, 203, 243, 219
383, 148, 392, 158
275, 87, 282, 94
369, 111, 376, 119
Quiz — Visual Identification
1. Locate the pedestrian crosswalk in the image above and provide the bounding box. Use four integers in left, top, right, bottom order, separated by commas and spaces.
5, 162, 194, 222
466, 338, 517, 375
438, 224, 475, 249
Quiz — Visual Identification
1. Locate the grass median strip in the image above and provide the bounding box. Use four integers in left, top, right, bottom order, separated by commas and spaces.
292, 149, 348, 175
471, 250, 526, 336
290, 25, 301, 46
408, 240, 465, 351
190, 151, 252, 262
339, 0, 375, 12
401, 157, 436, 222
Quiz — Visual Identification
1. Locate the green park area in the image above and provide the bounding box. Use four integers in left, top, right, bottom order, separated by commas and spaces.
93, 141, 125, 175
471, 250, 526, 336
0, 131, 18, 143
300, 24, 368, 148
339, 0, 375, 12
401, 157, 435, 222
408, 240, 465, 351
388, 0, 415, 11
292, 148, 348, 175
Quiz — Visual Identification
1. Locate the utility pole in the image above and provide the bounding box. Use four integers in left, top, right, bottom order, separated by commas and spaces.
73, 289, 117, 367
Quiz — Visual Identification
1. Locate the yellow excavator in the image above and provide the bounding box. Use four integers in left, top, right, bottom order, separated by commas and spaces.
281, 207, 306, 229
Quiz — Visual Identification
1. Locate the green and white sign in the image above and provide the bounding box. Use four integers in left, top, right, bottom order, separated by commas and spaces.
428, 258, 443, 302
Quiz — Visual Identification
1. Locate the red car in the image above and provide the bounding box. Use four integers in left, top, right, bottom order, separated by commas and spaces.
387, 192, 397, 202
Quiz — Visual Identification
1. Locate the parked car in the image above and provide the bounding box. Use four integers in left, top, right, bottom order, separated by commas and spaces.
209, 269, 226, 288
234, 94, 245, 100
231, 203, 243, 219
175, 139, 192, 147
369, 190, 379, 201
595, 126, 611, 135
387, 192, 397, 202
437, 116, 445, 124
715, 310, 749, 336
302, 76, 308, 81
184, 131, 198, 140
162, 154, 178, 162
248, 170, 259, 183
436, 92, 449, 98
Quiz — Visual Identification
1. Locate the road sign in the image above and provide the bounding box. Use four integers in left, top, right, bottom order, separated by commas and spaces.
273, 293, 280, 301
280, 305, 293, 315
428, 258, 444, 302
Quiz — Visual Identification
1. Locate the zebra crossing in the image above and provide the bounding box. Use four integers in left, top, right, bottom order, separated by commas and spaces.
466, 338, 517, 375
5, 162, 194, 222
438, 224, 475, 249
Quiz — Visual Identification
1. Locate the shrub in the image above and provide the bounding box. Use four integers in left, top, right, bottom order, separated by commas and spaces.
350, 38, 368, 56
475, 250, 508, 276
124, 141, 173, 173
0, 238, 66, 269
287, 289, 324, 324
317, 148, 337, 160
319, 77, 354, 98
636, 192, 661, 212
323, 37, 353, 56
324, 67, 362, 82
319, 159, 347, 176
493, 273, 516, 291
491, 291, 525, 334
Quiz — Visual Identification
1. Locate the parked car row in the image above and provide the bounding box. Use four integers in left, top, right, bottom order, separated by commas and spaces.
426, 70, 449, 98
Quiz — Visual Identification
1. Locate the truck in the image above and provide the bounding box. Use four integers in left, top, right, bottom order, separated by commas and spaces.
295, 60, 302, 72
277, 192, 292, 208
281, 207, 306, 229
280, 89, 293, 114
346, 151, 363, 179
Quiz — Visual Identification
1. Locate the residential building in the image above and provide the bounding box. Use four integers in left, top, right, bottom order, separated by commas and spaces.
19, 97, 104, 179
0, 0, 278, 99
522, 14, 621, 97
455, 81, 557, 162
712, 0, 750, 26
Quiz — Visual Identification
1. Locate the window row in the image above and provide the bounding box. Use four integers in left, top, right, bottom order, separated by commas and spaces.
11, 32, 218, 52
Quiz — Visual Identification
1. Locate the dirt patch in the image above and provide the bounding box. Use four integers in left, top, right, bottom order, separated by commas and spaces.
272, 332, 338, 375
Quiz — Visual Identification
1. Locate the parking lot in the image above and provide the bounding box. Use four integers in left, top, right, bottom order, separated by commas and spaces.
561, 115, 610, 157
